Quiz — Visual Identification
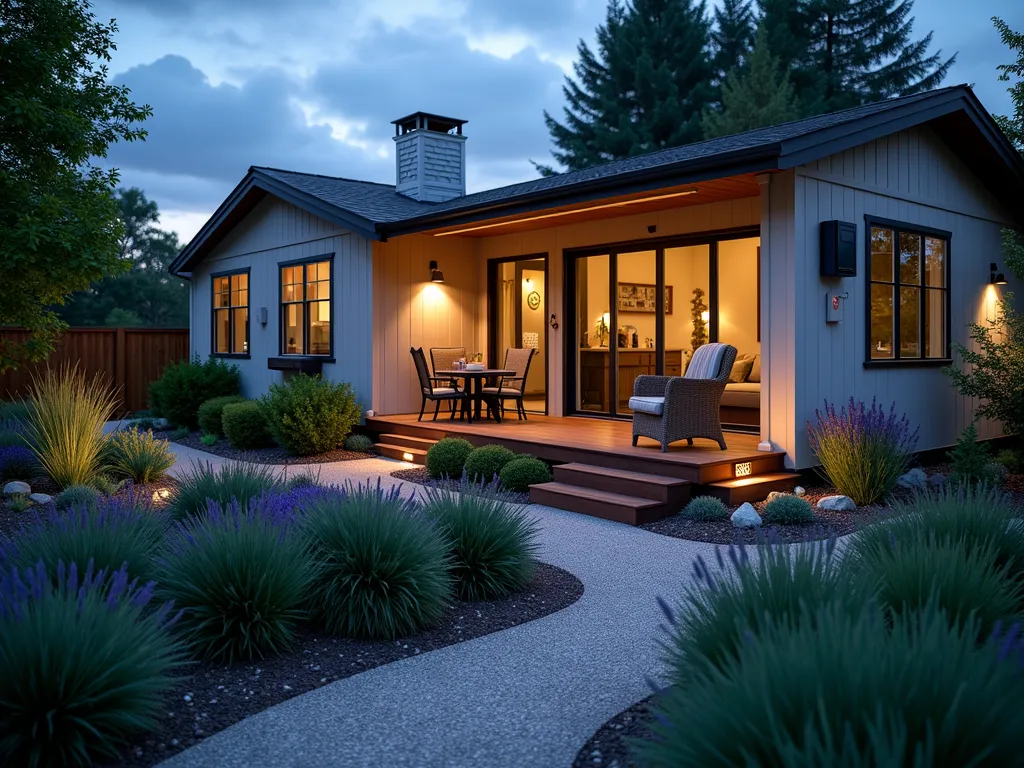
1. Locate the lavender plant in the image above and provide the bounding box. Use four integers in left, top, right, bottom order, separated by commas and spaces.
0, 561, 183, 767
0, 445, 37, 481
807, 397, 919, 505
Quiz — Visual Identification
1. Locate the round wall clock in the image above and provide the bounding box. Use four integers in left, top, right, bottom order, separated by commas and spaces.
527, 290, 541, 310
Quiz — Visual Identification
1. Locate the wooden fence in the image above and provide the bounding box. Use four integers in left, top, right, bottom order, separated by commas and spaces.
0, 327, 190, 415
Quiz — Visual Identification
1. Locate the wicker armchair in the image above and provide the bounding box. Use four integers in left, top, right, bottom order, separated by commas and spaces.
429, 346, 466, 390
411, 347, 467, 421
481, 347, 536, 421
629, 344, 737, 451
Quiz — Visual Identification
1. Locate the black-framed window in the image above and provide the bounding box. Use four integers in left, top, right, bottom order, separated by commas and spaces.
280, 257, 332, 356
867, 217, 950, 363
212, 270, 249, 356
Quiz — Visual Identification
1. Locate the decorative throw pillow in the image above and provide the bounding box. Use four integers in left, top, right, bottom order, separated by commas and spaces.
748, 354, 761, 383
729, 355, 754, 383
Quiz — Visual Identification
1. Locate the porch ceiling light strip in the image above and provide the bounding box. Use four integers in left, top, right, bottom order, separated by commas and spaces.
432, 188, 699, 237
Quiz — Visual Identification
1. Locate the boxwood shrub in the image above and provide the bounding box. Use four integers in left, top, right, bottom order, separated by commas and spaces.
261, 374, 360, 456
221, 401, 274, 450
425, 437, 474, 479
197, 395, 246, 437
498, 457, 551, 492
464, 445, 517, 483
148, 356, 240, 430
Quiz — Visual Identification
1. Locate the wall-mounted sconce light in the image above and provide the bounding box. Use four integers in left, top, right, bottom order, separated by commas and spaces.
990, 262, 1007, 285
523, 276, 533, 289
258, 307, 268, 326
429, 260, 444, 283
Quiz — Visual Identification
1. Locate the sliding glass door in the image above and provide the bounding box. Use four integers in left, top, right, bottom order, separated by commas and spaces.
488, 255, 548, 414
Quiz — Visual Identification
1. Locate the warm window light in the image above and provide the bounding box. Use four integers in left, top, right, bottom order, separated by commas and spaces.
734, 461, 752, 477
429, 260, 444, 283
523, 277, 533, 288
991, 262, 1007, 285
701, 310, 710, 324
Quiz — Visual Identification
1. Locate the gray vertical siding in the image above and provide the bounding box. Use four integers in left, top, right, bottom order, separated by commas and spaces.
788, 125, 1016, 468
190, 197, 374, 414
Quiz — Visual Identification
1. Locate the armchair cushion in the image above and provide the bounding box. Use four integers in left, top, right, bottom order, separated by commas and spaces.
627, 396, 665, 416
685, 342, 729, 380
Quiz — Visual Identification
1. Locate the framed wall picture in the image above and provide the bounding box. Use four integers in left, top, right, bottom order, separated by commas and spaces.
617, 283, 673, 314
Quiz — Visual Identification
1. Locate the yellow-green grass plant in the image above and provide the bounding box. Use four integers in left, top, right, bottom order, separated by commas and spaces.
24, 365, 118, 489
105, 428, 176, 484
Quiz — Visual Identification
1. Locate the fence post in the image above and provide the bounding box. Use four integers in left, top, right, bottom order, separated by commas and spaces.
115, 327, 127, 411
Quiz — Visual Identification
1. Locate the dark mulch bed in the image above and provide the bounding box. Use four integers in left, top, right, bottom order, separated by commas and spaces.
109, 562, 584, 768
573, 696, 655, 768
390, 466, 532, 505
171, 432, 374, 466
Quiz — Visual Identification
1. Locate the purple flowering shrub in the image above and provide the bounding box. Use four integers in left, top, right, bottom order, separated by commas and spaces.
157, 496, 314, 663
0, 445, 37, 482
807, 398, 919, 505
0, 561, 182, 767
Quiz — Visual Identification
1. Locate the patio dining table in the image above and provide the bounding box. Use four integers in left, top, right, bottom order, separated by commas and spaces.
435, 368, 516, 423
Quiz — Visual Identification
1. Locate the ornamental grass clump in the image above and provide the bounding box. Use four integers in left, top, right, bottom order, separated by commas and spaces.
158, 499, 314, 663
54, 484, 101, 512
761, 494, 815, 524
168, 461, 283, 522
425, 437, 474, 479
301, 481, 451, 639
806, 397, 918, 505
343, 433, 374, 453
658, 538, 864, 688
681, 495, 729, 521
8, 495, 167, 586
423, 483, 539, 601
24, 365, 118, 489
105, 428, 175, 484
639, 601, 1024, 768
464, 444, 517, 482
0, 562, 183, 768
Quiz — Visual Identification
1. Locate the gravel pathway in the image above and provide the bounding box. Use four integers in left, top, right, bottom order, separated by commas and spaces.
160, 443, 723, 768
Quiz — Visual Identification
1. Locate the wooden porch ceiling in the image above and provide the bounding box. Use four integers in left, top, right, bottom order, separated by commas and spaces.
428, 173, 762, 238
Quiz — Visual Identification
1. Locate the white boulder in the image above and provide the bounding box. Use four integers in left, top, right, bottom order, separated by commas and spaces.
897, 468, 928, 491
731, 502, 762, 528
28, 493, 53, 505
3, 480, 30, 496
794, 486, 806, 497
817, 495, 856, 512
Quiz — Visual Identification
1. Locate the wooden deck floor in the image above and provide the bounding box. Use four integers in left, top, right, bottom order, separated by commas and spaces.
366, 413, 783, 484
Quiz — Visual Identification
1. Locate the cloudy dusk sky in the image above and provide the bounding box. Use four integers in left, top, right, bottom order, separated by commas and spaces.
94, 0, 1020, 243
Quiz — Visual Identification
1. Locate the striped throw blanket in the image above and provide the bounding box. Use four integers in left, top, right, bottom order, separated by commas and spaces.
684, 343, 728, 380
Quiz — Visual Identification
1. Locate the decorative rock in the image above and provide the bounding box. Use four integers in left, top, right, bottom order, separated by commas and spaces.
817, 495, 856, 512
794, 485, 806, 497
927, 472, 947, 488
766, 491, 790, 502
153, 417, 170, 429
897, 467, 928, 491
28, 493, 53, 505
3, 481, 30, 496
731, 502, 762, 528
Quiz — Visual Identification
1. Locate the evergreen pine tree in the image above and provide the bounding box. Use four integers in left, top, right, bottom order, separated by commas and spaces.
710, 0, 756, 86
703, 26, 799, 138
538, 0, 714, 174
993, 16, 1024, 152
757, 0, 957, 115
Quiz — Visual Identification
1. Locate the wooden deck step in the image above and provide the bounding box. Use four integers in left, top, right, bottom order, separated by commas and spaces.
530, 482, 669, 526
554, 463, 691, 508
377, 433, 438, 452
374, 443, 428, 465
701, 472, 801, 505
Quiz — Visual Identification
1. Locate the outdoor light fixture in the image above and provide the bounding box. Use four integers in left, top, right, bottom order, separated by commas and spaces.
429, 260, 444, 283
734, 462, 752, 478
402, 452, 415, 462
991, 262, 1007, 285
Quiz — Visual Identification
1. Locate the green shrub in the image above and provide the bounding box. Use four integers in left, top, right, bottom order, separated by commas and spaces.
8, 494, 30, 514
158, 500, 313, 663
343, 433, 374, 452
806, 398, 918, 505
0, 425, 26, 448
995, 447, 1024, 474
197, 395, 246, 437
0, 562, 183, 768
199, 432, 218, 447
846, 484, 1024, 600
423, 484, 539, 601
221, 401, 274, 450
0, 399, 31, 423
24, 365, 118, 489
498, 457, 552, 492
148, 355, 240, 430
90, 473, 124, 497
425, 437, 474, 479
260, 374, 360, 456
681, 495, 729, 521
300, 482, 451, 639
640, 601, 1024, 768
464, 445, 517, 483
761, 494, 815, 524
105, 429, 175, 484
284, 468, 320, 490
9, 497, 166, 585
168, 461, 282, 522
54, 485, 101, 512
170, 426, 189, 440
948, 422, 1003, 486
660, 539, 864, 687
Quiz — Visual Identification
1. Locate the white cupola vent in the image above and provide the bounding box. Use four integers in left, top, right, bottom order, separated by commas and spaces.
392, 112, 467, 202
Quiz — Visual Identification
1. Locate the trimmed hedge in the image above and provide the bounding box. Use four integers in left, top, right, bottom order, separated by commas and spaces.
197, 395, 246, 437
464, 445, 517, 483
498, 457, 552, 492
221, 401, 274, 450
425, 438, 474, 479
